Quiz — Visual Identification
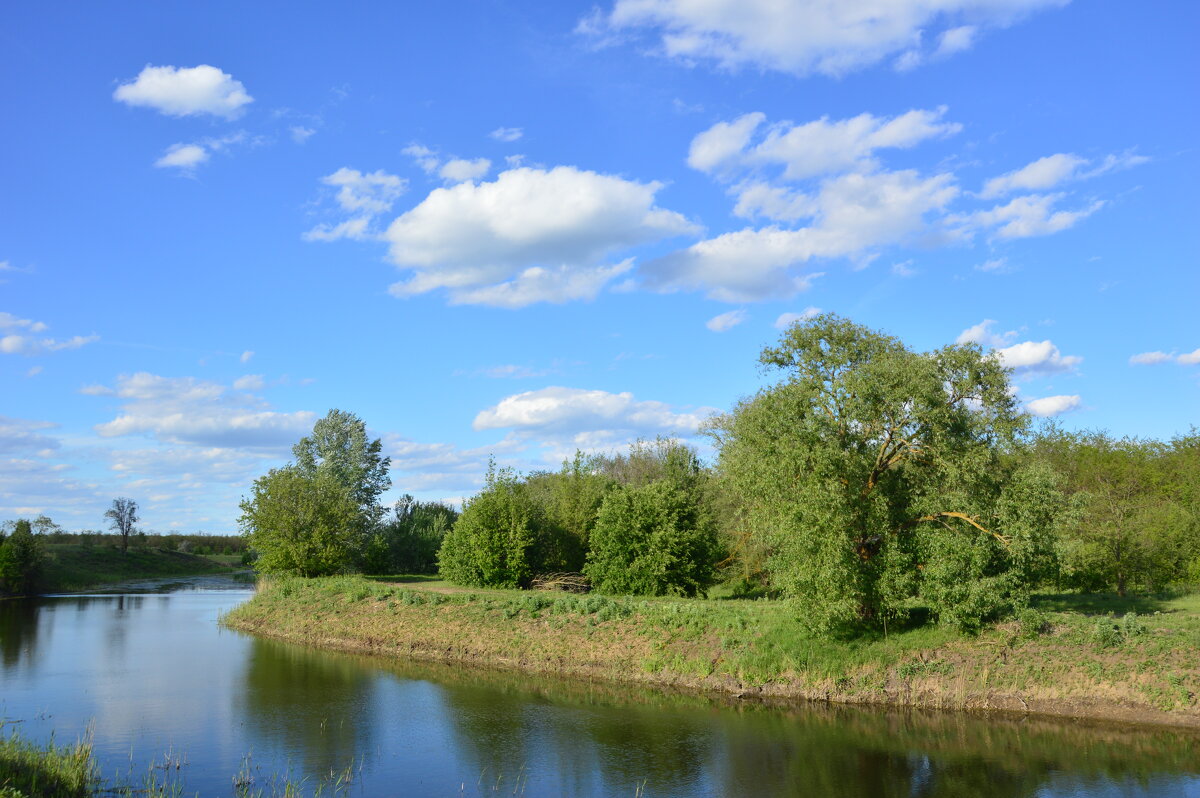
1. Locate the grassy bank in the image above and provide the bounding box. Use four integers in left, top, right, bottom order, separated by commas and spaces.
36, 544, 236, 593
0, 726, 94, 797
223, 575, 1200, 729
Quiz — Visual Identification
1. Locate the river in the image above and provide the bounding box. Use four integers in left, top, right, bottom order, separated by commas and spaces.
1, 575, 1197, 796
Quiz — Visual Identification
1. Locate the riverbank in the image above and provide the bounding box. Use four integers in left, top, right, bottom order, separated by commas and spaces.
223, 575, 1200, 730
35, 545, 236, 593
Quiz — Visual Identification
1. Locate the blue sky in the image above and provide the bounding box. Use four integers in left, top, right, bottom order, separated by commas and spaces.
2, 1, 1196, 533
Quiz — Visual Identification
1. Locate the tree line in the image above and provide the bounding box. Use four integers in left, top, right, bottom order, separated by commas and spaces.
240, 314, 1200, 634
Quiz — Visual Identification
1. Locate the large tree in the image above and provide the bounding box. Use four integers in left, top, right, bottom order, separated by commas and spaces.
104, 497, 139, 553
293, 409, 391, 523
710, 314, 1059, 632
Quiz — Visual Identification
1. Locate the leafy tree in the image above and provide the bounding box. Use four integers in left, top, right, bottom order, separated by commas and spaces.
362, 495, 459, 575
0, 519, 46, 595
293, 409, 391, 523
710, 314, 1052, 632
523, 452, 613, 570
240, 467, 365, 577
438, 462, 569, 588
104, 497, 139, 553
585, 478, 718, 598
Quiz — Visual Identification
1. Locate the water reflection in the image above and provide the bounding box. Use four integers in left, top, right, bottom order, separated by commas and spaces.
1, 578, 1197, 798
240, 637, 379, 773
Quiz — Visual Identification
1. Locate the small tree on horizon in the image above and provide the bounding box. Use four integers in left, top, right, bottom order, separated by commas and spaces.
104, 497, 139, 553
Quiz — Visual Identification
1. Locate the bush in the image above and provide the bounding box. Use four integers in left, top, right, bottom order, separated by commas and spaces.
0, 519, 46, 596
438, 464, 572, 588
584, 480, 718, 597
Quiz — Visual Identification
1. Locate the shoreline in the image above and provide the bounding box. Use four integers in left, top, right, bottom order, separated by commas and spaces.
222, 575, 1200, 732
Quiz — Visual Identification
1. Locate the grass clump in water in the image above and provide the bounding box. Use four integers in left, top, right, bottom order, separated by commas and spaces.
0, 725, 96, 798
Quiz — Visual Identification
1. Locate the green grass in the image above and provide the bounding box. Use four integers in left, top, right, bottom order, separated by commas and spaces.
39, 544, 236, 592
0, 726, 95, 798
225, 575, 1200, 725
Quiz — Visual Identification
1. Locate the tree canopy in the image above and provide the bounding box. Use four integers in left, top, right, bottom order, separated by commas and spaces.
293, 409, 391, 523
709, 313, 1060, 632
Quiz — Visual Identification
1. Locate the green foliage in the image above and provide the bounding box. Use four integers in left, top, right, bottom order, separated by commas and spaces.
292, 408, 391, 524
1034, 428, 1200, 595
239, 467, 366, 577
710, 313, 1047, 633
356, 495, 460, 575
584, 454, 718, 597
523, 451, 613, 568
0, 519, 46, 595
103, 497, 139, 553
438, 462, 570, 588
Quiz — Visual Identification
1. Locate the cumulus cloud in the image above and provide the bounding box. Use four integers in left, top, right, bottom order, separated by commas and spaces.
321, 167, 407, 214
688, 108, 961, 179
383, 166, 697, 307
290, 126, 316, 144
303, 168, 406, 242
1024, 394, 1081, 417
439, 157, 491, 183
643, 168, 955, 301
154, 143, 209, 171
1129, 351, 1173, 365
113, 64, 253, 118
233, 374, 265, 391
775, 307, 821, 329
958, 321, 1080, 376
489, 127, 524, 142
1132, 348, 1200, 366
473, 386, 714, 460
90, 372, 314, 449
587, 0, 1066, 77
706, 309, 747, 332
995, 340, 1082, 375
972, 193, 1104, 239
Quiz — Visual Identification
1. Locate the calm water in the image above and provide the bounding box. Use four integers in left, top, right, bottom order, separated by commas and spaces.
1, 575, 1197, 797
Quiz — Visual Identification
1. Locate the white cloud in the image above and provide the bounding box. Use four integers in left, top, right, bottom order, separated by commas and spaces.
975, 257, 1010, 273
774, 307, 821, 329
994, 339, 1082, 375
321, 167, 406, 214
936, 25, 978, 56
980, 150, 1149, 198
90, 372, 314, 450
113, 64, 253, 119
643, 168, 955, 301
233, 374, 265, 391
473, 387, 713, 460
1177, 349, 1200, 365
403, 144, 441, 174
1129, 351, 1173, 365
439, 157, 491, 183
0, 312, 48, 333
240, 350, 254, 364
154, 143, 209, 171
688, 108, 961, 180
891, 260, 917, 277
383, 166, 697, 307
706, 309, 747, 332
981, 153, 1088, 198
290, 126, 316, 144
1024, 394, 1081, 417
973, 193, 1104, 239
591, 0, 1066, 77
489, 127, 524, 142
956, 319, 1015, 348
1, 328, 97, 356
26, 366, 42, 377
302, 218, 372, 243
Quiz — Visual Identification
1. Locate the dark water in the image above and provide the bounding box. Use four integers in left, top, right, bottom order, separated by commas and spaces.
1, 576, 1197, 797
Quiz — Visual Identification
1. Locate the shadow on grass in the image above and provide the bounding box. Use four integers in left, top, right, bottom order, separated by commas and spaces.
362, 574, 442, 585
1031, 591, 1176, 616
